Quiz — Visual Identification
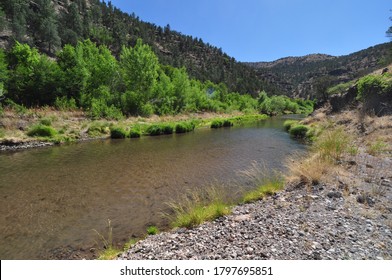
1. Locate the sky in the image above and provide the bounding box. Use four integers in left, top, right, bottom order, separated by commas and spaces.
109, 0, 391, 62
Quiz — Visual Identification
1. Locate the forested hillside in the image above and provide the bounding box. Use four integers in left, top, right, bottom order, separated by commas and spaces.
247, 42, 392, 100
0, 0, 264, 95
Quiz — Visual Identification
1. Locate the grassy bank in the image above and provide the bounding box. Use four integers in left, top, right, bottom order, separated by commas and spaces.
0, 107, 268, 147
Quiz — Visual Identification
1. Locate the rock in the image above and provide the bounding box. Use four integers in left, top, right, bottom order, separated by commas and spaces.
327, 191, 343, 199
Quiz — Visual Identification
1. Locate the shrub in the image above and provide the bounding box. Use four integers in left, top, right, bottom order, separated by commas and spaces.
128, 128, 141, 138
146, 124, 163, 136
162, 124, 174, 135
110, 127, 127, 139
283, 120, 299, 131
175, 122, 195, 133
222, 119, 234, 127
357, 75, 390, 101
27, 124, 57, 138
289, 124, 309, 138
210, 119, 223, 128
54, 96, 77, 111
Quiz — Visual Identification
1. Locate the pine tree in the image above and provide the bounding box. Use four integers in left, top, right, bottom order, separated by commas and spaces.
29, 0, 60, 53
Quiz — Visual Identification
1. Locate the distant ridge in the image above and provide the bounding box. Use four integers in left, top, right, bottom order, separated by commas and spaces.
245, 42, 392, 99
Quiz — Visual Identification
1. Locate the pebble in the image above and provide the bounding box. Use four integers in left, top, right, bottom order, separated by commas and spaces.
116, 148, 392, 260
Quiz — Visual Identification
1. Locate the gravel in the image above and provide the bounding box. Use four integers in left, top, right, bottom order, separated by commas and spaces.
119, 154, 392, 260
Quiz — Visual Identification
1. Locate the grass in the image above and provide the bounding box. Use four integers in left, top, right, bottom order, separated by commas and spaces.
175, 121, 195, 133
283, 120, 299, 131
313, 127, 350, 161
367, 139, 388, 156
238, 161, 285, 203
168, 187, 232, 229
289, 124, 309, 138
146, 225, 159, 235
27, 124, 57, 138
110, 126, 127, 139
94, 219, 122, 260
88, 122, 110, 137
210, 117, 234, 128
242, 179, 284, 203
287, 153, 334, 186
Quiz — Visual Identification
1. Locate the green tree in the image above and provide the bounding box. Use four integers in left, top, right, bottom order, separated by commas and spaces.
59, 2, 83, 45
29, 0, 60, 52
120, 39, 160, 100
8, 42, 60, 106
3, 0, 28, 42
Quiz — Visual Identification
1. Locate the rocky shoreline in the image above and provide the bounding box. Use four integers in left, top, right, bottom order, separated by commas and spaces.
118, 111, 392, 260
0, 139, 55, 151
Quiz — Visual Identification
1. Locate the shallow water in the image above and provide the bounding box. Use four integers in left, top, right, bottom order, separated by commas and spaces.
0, 116, 306, 259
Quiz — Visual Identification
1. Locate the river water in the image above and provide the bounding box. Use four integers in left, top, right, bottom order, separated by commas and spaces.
0, 116, 306, 259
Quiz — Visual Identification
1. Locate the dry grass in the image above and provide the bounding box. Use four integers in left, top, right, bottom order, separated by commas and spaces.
286, 153, 335, 186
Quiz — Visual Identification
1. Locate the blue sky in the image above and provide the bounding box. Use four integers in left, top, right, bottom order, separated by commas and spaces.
109, 0, 391, 62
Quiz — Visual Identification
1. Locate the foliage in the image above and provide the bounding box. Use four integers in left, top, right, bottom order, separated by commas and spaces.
242, 178, 284, 204
54, 96, 77, 111
283, 120, 299, 131
258, 91, 313, 116
175, 121, 195, 133
289, 124, 309, 138
128, 127, 142, 138
357, 75, 392, 101
169, 188, 231, 229
146, 226, 159, 235
27, 124, 57, 138
313, 127, 350, 161
367, 139, 389, 156
110, 126, 127, 139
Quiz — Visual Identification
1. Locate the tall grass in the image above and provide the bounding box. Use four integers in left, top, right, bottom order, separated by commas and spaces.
313, 127, 350, 161
238, 161, 284, 203
168, 187, 232, 229
94, 219, 122, 260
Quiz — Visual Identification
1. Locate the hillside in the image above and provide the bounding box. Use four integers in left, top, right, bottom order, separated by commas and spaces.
0, 0, 263, 95
246, 42, 392, 99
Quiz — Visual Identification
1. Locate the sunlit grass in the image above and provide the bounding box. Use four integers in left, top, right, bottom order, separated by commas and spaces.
168, 187, 232, 229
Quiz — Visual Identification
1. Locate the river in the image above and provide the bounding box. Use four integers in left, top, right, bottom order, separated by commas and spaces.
0, 116, 306, 259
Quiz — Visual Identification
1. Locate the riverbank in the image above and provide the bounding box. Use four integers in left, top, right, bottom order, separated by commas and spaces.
118, 106, 392, 260
0, 108, 265, 151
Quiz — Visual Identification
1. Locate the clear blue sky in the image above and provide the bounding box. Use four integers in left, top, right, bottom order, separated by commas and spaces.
109, 0, 391, 62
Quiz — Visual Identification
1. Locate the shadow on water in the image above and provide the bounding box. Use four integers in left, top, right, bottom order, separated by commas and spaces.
0, 116, 306, 259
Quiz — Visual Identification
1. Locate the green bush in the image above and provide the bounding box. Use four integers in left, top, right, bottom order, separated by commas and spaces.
283, 120, 299, 131
222, 119, 234, 127
289, 124, 309, 138
128, 128, 141, 138
54, 96, 77, 111
211, 119, 223, 128
110, 127, 127, 139
27, 124, 57, 137
162, 124, 174, 135
357, 75, 391, 100
175, 121, 195, 133
146, 124, 163, 136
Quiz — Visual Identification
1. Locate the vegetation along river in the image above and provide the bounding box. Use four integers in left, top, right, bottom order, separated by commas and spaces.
0, 116, 307, 259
